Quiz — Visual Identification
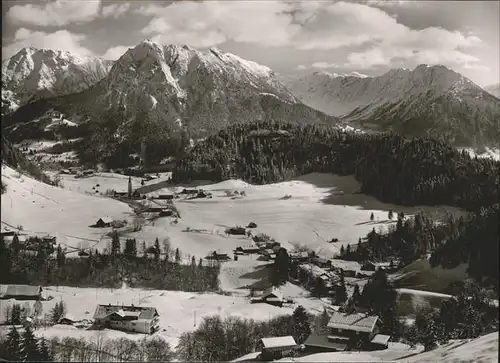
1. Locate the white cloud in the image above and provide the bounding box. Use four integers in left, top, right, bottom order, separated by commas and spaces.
296, 65, 307, 70
101, 3, 130, 19
134, 0, 486, 71
3, 28, 93, 59
311, 62, 341, 69
102, 45, 131, 60
137, 1, 300, 48
7, 0, 101, 27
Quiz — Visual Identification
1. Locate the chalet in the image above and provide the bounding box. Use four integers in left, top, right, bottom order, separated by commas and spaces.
154, 194, 174, 200
180, 188, 198, 195
114, 191, 129, 197
290, 251, 309, 262
258, 336, 298, 361
235, 245, 260, 254
0, 285, 43, 301
95, 217, 113, 228
304, 312, 390, 353
311, 257, 331, 268
207, 251, 230, 261
251, 287, 285, 307
93, 304, 160, 334
41, 235, 57, 245
247, 222, 258, 228
226, 226, 246, 235
361, 260, 398, 272
58, 315, 76, 325
145, 207, 164, 213
261, 249, 276, 261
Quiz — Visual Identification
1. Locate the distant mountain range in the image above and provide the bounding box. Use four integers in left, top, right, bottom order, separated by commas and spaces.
284, 66, 500, 146
484, 83, 500, 98
2, 47, 113, 115
2, 42, 499, 168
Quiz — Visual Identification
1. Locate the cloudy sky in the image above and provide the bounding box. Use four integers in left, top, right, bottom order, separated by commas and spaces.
2, 0, 499, 87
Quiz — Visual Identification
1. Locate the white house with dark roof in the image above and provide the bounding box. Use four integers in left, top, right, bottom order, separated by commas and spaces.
93, 304, 159, 334
251, 286, 286, 307
259, 336, 298, 360
304, 312, 391, 353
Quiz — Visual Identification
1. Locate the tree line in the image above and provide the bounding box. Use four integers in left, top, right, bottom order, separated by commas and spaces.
0, 232, 220, 292
0, 328, 174, 362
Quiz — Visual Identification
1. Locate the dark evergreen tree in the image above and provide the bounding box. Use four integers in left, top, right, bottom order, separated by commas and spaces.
56, 244, 65, 267
388, 210, 394, 220
154, 237, 160, 263
5, 326, 22, 361
175, 248, 181, 263
111, 230, 120, 257
38, 337, 52, 362
124, 238, 137, 258
21, 326, 40, 361
370, 213, 374, 222
291, 305, 311, 344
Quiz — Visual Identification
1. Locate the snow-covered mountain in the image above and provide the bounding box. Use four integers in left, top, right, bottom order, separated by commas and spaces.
1, 47, 113, 115
484, 83, 500, 98
3, 40, 336, 166
286, 65, 500, 146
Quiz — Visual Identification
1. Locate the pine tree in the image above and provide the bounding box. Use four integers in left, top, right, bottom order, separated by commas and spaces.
336, 275, 348, 305
111, 230, 121, 256
291, 305, 311, 344
346, 244, 351, 255
154, 238, 161, 263
38, 337, 52, 362
370, 213, 374, 221
352, 284, 362, 306
124, 238, 137, 258
198, 258, 203, 268
175, 248, 181, 263
10, 304, 22, 325
56, 244, 65, 267
388, 210, 394, 220
5, 326, 23, 361
340, 245, 345, 256
191, 256, 196, 268
22, 326, 40, 361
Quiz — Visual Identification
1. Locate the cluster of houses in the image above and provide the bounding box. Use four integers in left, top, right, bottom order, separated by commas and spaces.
249, 311, 390, 361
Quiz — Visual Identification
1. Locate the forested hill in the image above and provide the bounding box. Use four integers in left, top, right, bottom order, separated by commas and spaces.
173, 121, 499, 212
173, 122, 499, 291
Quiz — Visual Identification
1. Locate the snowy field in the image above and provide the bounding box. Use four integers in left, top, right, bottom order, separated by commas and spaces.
0, 282, 327, 349
2, 166, 464, 261
1, 165, 134, 251
459, 147, 500, 161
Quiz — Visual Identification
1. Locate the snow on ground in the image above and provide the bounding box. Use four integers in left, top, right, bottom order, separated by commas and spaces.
140, 173, 464, 261
1, 165, 133, 251
404, 332, 498, 363
0, 284, 327, 348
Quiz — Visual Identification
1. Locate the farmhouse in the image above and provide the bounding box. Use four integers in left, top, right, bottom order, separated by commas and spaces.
258, 336, 298, 361
0, 285, 43, 301
290, 251, 309, 262
311, 257, 331, 268
41, 235, 57, 245
93, 304, 160, 334
251, 286, 286, 307
362, 260, 399, 272
235, 245, 260, 254
304, 312, 390, 353
58, 314, 76, 325
94, 217, 113, 228
154, 194, 174, 200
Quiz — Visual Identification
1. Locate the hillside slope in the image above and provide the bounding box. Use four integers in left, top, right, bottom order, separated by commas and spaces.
2, 47, 113, 115
286, 66, 500, 146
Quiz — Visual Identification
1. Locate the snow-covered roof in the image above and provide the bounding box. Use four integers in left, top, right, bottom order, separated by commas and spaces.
0, 285, 42, 297
261, 336, 297, 349
327, 312, 379, 333
93, 304, 158, 320
299, 263, 331, 278
371, 334, 391, 345
262, 286, 284, 301
98, 216, 113, 224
